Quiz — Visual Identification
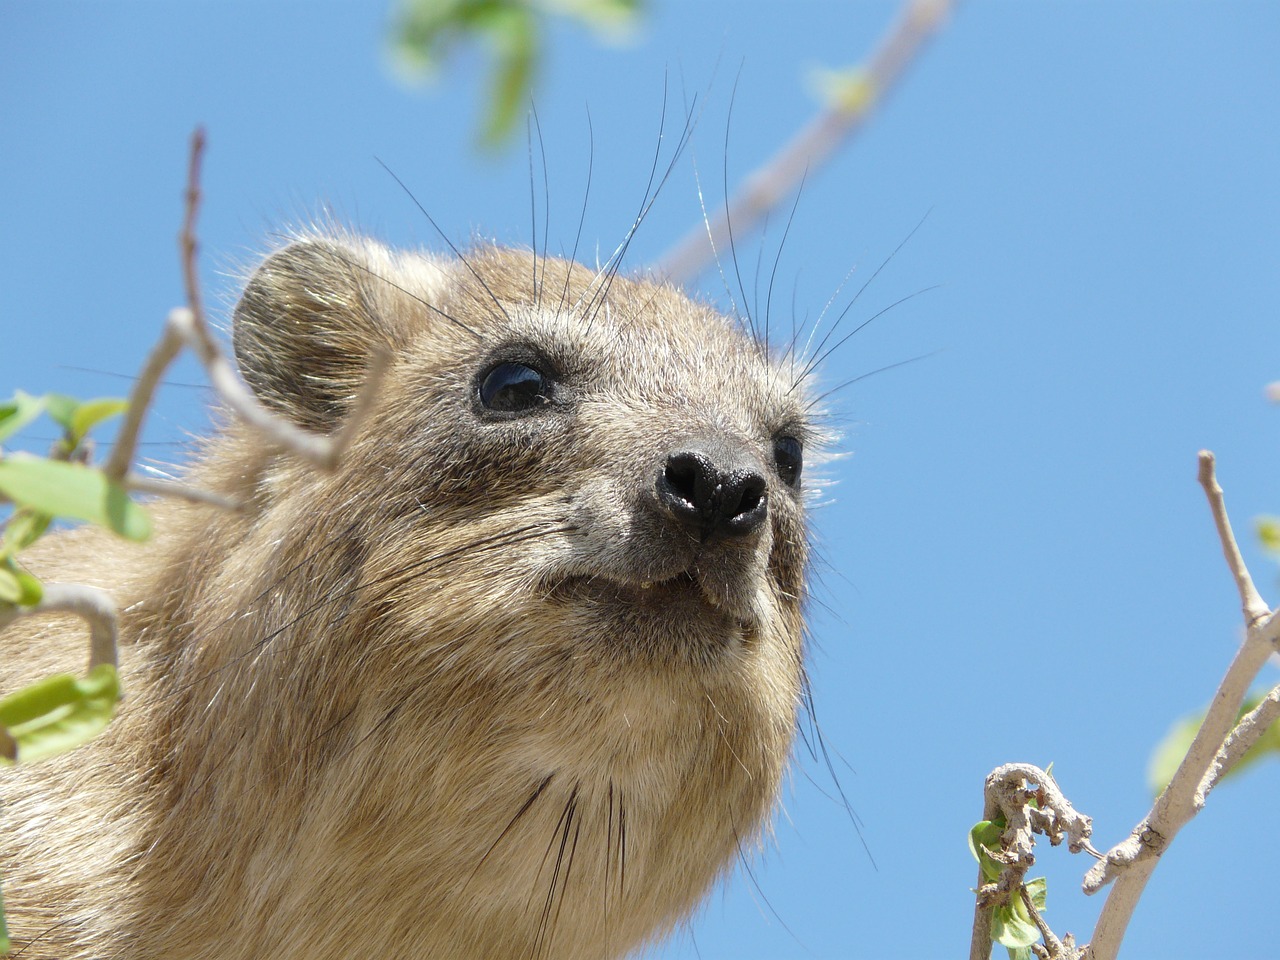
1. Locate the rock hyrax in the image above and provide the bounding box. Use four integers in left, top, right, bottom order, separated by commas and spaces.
0, 234, 816, 959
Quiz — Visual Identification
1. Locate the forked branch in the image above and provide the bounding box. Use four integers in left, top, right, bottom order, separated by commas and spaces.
1080, 452, 1280, 960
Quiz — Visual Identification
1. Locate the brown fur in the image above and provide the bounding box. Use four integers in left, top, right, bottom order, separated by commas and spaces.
0, 236, 814, 959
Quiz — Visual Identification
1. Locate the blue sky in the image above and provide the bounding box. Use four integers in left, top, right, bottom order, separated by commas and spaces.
3, 2, 1279, 957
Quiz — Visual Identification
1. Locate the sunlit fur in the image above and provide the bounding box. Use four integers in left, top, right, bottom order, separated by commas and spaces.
0, 235, 816, 959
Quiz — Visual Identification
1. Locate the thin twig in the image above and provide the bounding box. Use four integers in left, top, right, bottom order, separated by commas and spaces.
0, 583, 119, 673
1083, 452, 1277, 960
168, 129, 387, 469
656, 0, 956, 284
1197, 451, 1269, 624
102, 323, 185, 482
124, 473, 241, 511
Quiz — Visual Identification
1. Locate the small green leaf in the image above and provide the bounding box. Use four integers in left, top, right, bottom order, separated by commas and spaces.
42, 393, 79, 432
69, 397, 128, 444
0, 390, 45, 444
810, 66, 877, 113
969, 817, 1006, 883
1258, 516, 1280, 553
0, 878, 9, 954
0, 565, 21, 604
482, 12, 537, 146
0, 664, 121, 765
0, 559, 42, 606
991, 889, 1041, 949
14, 568, 43, 606
544, 0, 641, 40
0, 454, 151, 541
4, 508, 52, 556
1024, 876, 1047, 911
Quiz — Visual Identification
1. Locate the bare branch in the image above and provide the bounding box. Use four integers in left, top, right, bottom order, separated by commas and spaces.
165, 307, 386, 469
124, 473, 241, 511
103, 322, 185, 482
166, 128, 387, 469
1197, 450, 1269, 625
0, 582, 119, 673
656, 0, 956, 284
1082, 453, 1278, 960
104, 128, 208, 483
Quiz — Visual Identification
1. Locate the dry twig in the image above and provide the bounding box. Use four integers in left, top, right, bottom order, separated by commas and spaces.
0, 583, 118, 673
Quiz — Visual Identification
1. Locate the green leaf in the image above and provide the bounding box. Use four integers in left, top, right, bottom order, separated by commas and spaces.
3, 508, 52, 556
1258, 516, 1280, 553
69, 397, 128, 444
1147, 694, 1280, 796
0, 565, 21, 604
969, 817, 1006, 883
481, 10, 537, 146
0, 390, 45, 444
1024, 876, 1047, 911
39, 394, 128, 449
991, 885, 1042, 950
0, 454, 150, 541
0, 560, 41, 606
42, 393, 79, 432
0, 878, 9, 954
810, 65, 876, 113
0, 664, 121, 765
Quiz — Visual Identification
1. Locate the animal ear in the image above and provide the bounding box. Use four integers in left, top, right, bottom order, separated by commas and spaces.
232, 238, 404, 432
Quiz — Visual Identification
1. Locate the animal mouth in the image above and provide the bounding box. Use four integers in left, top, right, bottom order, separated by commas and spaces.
550, 566, 754, 627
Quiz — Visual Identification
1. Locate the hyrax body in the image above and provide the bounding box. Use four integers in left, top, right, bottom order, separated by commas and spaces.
0, 235, 814, 959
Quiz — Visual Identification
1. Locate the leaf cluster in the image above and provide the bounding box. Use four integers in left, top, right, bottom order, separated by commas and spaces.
390, 0, 642, 145
0, 390, 139, 738
970, 817, 1049, 960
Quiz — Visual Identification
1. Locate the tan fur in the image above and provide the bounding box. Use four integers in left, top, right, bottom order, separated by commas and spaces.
0, 236, 813, 959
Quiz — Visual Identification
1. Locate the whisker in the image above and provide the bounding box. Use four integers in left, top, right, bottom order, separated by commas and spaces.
375, 158, 514, 329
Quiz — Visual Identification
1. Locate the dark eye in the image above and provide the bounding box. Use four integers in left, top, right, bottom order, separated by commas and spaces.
773, 436, 803, 487
478, 361, 553, 413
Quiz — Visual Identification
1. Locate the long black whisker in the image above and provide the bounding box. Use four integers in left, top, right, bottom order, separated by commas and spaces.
795, 285, 939, 389
558, 108, 595, 317
319, 245, 482, 341
799, 209, 932, 373
532, 103, 552, 306
764, 169, 808, 354
722, 68, 755, 344
806, 351, 939, 408
375, 158, 514, 327
469, 773, 556, 884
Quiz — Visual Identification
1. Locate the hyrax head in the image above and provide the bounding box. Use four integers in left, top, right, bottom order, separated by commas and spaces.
139, 233, 826, 957
231, 234, 814, 680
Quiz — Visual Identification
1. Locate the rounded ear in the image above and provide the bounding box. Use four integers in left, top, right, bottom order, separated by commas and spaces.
232, 238, 403, 432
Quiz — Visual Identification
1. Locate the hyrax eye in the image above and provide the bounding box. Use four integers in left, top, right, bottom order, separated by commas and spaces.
772, 436, 803, 487
478, 361, 553, 413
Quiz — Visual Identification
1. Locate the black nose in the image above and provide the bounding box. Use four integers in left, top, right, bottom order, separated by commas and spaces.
657, 449, 768, 539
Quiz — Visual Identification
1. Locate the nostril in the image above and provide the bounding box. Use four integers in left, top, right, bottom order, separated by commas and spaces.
719, 469, 768, 535
657, 449, 769, 539
664, 452, 704, 506
729, 472, 766, 518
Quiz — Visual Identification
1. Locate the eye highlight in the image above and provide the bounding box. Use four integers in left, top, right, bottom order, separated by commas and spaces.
478, 361, 554, 414
772, 436, 803, 487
